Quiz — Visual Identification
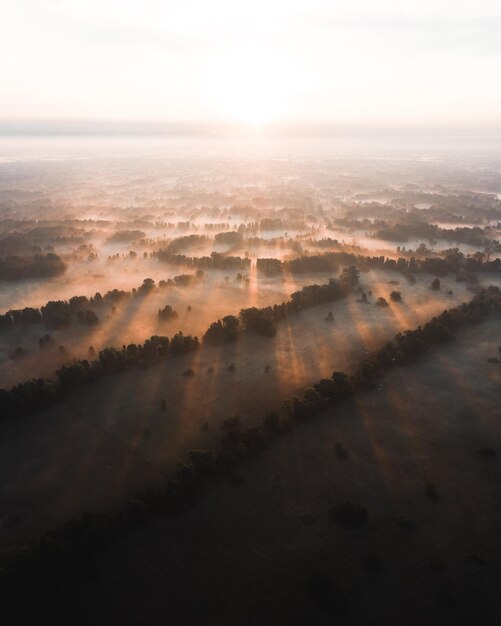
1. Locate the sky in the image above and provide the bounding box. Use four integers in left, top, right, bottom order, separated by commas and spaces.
0, 0, 500, 130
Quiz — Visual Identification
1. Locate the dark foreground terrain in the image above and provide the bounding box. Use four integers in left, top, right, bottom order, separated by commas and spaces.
71, 319, 500, 625
0, 146, 500, 625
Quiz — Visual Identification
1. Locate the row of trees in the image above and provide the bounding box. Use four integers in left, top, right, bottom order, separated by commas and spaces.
0, 253, 66, 282
330, 216, 499, 248
2, 286, 500, 614
0, 274, 201, 332
156, 250, 251, 271
287, 285, 501, 421
214, 231, 242, 245
204, 267, 359, 343
256, 250, 501, 278
0, 332, 199, 421
159, 234, 209, 256
373, 222, 500, 249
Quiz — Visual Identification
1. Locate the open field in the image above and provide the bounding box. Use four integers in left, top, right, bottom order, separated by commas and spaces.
1, 267, 496, 545
0, 142, 500, 625
74, 317, 501, 626
4, 0, 501, 621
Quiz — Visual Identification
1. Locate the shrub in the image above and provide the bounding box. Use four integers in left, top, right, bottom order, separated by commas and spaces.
331, 502, 368, 528
479, 447, 496, 458
390, 290, 402, 302
335, 443, 348, 459
397, 516, 416, 530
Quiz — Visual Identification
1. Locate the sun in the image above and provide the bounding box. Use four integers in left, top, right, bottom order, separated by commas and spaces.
223, 90, 281, 129
207, 47, 289, 129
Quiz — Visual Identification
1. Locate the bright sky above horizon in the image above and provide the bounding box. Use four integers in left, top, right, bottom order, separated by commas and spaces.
0, 0, 500, 129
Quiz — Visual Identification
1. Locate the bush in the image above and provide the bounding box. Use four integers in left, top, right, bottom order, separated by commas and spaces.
335, 443, 348, 459
479, 447, 496, 458
330, 502, 368, 528
390, 290, 402, 302
397, 516, 416, 530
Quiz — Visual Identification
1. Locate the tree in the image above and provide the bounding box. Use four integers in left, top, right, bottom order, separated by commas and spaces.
138, 278, 155, 296
339, 265, 360, 289
76, 309, 99, 326
158, 305, 178, 321
263, 410, 280, 435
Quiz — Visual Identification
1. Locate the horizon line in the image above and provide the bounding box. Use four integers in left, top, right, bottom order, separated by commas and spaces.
0, 120, 500, 138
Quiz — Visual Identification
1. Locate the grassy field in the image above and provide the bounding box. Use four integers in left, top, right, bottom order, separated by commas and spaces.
1, 270, 494, 544
73, 317, 501, 625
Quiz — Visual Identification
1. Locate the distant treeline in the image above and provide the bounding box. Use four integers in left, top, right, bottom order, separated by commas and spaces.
0, 268, 360, 418
1, 286, 499, 617
288, 285, 501, 420
374, 223, 500, 249
159, 234, 209, 256
332, 217, 500, 248
0, 332, 199, 422
0, 274, 201, 332
246, 236, 300, 250
214, 231, 242, 245
237, 218, 306, 232
0, 226, 90, 254
204, 223, 231, 230
204, 266, 360, 343
106, 229, 146, 244
256, 251, 501, 277
0, 234, 42, 257
0, 253, 66, 282
156, 250, 251, 271
304, 237, 341, 249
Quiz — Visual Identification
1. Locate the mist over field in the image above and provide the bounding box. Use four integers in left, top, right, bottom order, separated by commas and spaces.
1, 0, 501, 623
0, 133, 499, 626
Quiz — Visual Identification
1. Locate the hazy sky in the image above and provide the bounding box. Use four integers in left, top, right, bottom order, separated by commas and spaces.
1, 0, 500, 129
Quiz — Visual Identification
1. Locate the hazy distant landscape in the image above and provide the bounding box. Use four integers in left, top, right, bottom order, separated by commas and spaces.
0, 133, 499, 625
2, 0, 501, 623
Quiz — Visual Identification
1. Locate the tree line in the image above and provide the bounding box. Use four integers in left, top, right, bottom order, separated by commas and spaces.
204, 267, 360, 343
0, 266, 359, 419
331, 216, 500, 249
0, 274, 201, 332
0, 253, 66, 282
1, 286, 499, 618
155, 250, 251, 270
0, 332, 199, 422
256, 250, 501, 278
